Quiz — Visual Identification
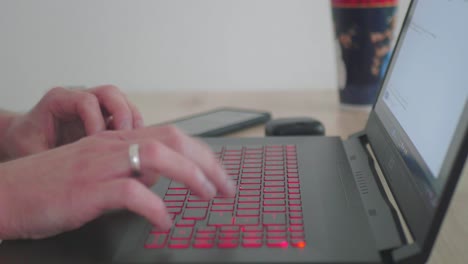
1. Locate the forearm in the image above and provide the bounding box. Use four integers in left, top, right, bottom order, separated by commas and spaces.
0, 110, 18, 161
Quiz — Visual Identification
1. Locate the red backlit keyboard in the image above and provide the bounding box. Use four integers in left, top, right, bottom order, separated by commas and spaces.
145, 145, 306, 249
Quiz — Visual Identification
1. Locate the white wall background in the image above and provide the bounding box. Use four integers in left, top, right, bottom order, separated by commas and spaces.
0, 0, 410, 111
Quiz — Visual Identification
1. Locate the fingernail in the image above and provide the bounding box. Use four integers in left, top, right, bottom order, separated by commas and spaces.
119, 119, 131, 130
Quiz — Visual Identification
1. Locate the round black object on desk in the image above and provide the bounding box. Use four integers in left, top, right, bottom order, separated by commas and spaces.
265, 117, 325, 136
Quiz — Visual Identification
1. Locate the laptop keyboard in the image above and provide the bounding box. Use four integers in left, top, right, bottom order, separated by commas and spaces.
145, 145, 306, 249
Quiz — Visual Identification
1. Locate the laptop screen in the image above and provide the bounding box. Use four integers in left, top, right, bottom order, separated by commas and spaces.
374, 0, 468, 207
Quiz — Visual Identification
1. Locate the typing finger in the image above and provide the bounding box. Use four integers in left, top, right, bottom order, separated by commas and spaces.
88, 85, 133, 130
43, 87, 106, 135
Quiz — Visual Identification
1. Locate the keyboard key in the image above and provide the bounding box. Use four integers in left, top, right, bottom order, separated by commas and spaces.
288, 189, 300, 194
287, 164, 298, 169
223, 160, 241, 165
218, 239, 239, 248
267, 232, 287, 238
266, 157, 283, 161
151, 226, 171, 233
188, 195, 209, 202
175, 219, 196, 227
243, 232, 263, 238
263, 206, 286, 212
145, 234, 167, 249
243, 163, 262, 168
223, 156, 242, 161
265, 160, 284, 166
186, 202, 210, 208
290, 206, 302, 212
213, 198, 235, 205
208, 212, 233, 226
195, 233, 216, 239
265, 171, 285, 175
226, 170, 240, 175
288, 184, 300, 189
288, 169, 298, 173
240, 179, 261, 184
237, 210, 260, 216
244, 154, 263, 159
171, 227, 193, 240
290, 232, 305, 239
165, 202, 184, 208
197, 226, 217, 233
241, 173, 262, 178
224, 165, 240, 170
265, 152, 283, 157
290, 219, 303, 225
267, 226, 287, 232
239, 191, 261, 197
266, 239, 288, 248
243, 159, 263, 164
265, 166, 284, 170
239, 184, 261, 190
238, 203, 260, 210
168, 240, 190, 249
242, 239, 263, 248
169, 181, 187, 189
290, 226, 304, 232
243, 168, 262, 173
238, 197, 260, 203
220, 226, 240, 233
288, 178, 299, 183
263, 213, 286, 225
166, 189, 188, 196
164, 196, 186, 202
264, 193, 285, 199
289, 200, 302, 205
288, 194, 301, 200
193, 239, 215, 248
182, 208, 207, 220
264, 187, 285, 193
263, 200, 286, 206
264, 181, 285, 187
167, 207, 182, 214
245, 145, 264, 150
264, 176, 285, 181
211, 205, 234, 211
234, 217, 259, 225
289, 212, 303, 219
219, 233, 240, 239
287, 173, 299, 178
243, 226, 263, 232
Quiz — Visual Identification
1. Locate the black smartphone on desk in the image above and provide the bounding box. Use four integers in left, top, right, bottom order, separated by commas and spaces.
156, 107, 271, 136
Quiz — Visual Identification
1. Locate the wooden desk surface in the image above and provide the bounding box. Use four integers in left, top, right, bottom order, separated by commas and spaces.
129, 90, 467, 264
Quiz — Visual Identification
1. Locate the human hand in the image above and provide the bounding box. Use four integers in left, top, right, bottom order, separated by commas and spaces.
0, 126, 234, 240
0, 85, 143, 160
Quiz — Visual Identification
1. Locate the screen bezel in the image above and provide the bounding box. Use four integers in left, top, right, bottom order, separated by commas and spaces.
365, 0, 468, 261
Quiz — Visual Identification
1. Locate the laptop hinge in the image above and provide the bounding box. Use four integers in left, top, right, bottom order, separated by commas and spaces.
344, 132, 415, 262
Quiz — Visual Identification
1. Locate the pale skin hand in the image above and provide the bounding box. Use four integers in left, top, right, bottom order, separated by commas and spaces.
0, 85, 144, 161
0, 125, 235, 240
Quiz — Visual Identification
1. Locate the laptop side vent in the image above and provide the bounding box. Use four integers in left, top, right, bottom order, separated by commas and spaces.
354, 170, 369, 195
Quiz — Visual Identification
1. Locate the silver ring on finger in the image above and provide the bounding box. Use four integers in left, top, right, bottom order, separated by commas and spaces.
129, 143, 142, 177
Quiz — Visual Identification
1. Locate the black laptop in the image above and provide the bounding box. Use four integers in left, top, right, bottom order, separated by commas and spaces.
0, 0, 467, 263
